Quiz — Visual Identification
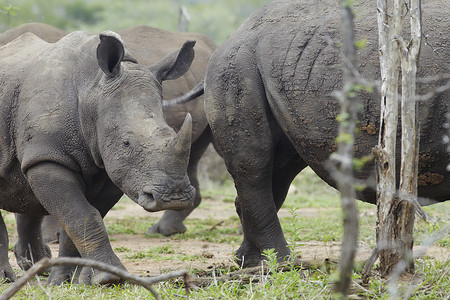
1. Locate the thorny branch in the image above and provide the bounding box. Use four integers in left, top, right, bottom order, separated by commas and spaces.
0, 257, 192, 300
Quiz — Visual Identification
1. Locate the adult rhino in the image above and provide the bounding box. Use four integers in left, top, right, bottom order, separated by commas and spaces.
0, 23, 217, 238
0, 30, 196, 284
204, 0, 449, 267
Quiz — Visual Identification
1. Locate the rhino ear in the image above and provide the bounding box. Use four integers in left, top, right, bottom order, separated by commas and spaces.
97, 32, 125, 77
151, 40, 196, 83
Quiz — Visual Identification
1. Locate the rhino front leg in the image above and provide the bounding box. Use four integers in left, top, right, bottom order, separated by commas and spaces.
147, 127, 212, 236
14, 214, 51, 273
26, 162, 125, 285
49, 176, 123, 285
0, 215, 15, 282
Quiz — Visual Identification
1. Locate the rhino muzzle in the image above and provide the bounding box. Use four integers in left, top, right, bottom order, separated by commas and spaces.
138, 184, 196, 212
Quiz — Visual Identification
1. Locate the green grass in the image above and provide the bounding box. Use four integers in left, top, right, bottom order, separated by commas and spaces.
0, 169, 448, 299
105, 216, 156, 235
2, 255, 447, 299
3, 282, 155, 299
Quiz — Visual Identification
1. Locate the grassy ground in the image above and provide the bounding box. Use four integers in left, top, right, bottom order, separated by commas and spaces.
0, 168, 448, 299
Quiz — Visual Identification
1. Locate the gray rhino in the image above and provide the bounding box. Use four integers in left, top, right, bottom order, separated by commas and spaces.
0, 30, 196, 284
0, 23, 218, 238
204, 0, 450, 267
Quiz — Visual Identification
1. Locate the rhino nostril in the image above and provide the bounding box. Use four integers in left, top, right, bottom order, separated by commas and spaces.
143, 186, 153, 195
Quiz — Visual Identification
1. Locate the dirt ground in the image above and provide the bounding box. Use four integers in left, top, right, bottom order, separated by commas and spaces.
8, 194, 447, 279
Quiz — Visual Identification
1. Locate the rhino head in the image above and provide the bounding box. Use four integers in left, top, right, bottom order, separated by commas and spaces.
82, 32, 196, 212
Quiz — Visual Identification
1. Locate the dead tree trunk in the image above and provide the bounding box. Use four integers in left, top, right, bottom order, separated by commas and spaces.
375, 0, 422, 277
332, 0, 359, 296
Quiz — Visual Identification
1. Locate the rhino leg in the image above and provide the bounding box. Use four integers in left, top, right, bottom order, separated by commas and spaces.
41, 215, 61, 243
14, 214, 51, 273
206, 74, 295, 267
147, 127, 213, 237
26, 162, 124, 285
271, 152, 307, 212
0, 215, 15, 282
48, 178, 123, 285
47, 229, 81, 284
234, 150, 306, 267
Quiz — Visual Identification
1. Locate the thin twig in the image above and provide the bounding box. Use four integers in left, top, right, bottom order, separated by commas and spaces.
362, 247, 379, 284
0, 257, 189, 300
208, 220, 224, 232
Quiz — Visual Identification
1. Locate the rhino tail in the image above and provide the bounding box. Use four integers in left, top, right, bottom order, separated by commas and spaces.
162, 80, 204, 108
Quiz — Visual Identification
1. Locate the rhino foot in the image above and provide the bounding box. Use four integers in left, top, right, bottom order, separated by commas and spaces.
235, 239, 291, 268
146, 221, 186, 237
14, 240, 52, 274
234, 240, 264, 268
78, 266, 124, 286
47, 265, 78, 285
0, 264, 15, 283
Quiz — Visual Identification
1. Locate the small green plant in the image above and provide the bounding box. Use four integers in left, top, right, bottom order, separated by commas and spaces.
261, 248, 279, 274
284, 203, 303, 262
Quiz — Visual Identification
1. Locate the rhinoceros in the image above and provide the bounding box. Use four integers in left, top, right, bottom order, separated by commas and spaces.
0, 30, 196, 284
204, 0, 450, 267
0, 23, 218, 238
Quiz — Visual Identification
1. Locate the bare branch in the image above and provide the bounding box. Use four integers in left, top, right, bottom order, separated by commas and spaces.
0, 257, 190, 300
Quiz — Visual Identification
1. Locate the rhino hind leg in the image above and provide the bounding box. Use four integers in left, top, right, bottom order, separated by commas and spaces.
147, 126, 213, 237
0, 215, 15, 282
47, 229, 80, 284
13, 214, 51, 274
206, 74, 296, 267
41, 215, 61, 243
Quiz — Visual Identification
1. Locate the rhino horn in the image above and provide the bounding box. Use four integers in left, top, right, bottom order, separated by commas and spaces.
168, 113, 192, 163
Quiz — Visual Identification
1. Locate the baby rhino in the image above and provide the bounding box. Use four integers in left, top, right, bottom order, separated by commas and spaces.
0, 30, 196, 284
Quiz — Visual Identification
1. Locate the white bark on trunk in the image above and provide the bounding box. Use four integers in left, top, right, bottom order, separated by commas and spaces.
374, 0, 422, 278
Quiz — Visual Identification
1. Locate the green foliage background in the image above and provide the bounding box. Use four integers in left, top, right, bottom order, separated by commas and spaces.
0, 0, 272, 44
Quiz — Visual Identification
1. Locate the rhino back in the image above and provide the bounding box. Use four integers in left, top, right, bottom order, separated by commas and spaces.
0, 22, 67, 46
207, 0, 449, 203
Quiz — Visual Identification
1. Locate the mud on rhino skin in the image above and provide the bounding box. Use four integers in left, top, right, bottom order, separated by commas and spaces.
204, 0, 449, 267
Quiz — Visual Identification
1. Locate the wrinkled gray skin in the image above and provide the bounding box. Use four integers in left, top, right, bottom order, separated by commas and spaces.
205, 0, 450, 267
0, 30, 197, 284
0, 23, 217, 240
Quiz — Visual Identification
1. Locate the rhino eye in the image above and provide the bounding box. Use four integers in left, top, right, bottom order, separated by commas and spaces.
123, 140, 130, 148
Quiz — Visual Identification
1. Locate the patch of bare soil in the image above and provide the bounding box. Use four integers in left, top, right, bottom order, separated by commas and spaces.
8, 194, 449, 279
110, 198, 449, 277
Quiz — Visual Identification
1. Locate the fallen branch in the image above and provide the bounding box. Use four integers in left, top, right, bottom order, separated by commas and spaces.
0, 257, 190, 300
187, 259, 327, 287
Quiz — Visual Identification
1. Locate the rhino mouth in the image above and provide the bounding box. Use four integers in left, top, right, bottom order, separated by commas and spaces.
138, 184, 196, 212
